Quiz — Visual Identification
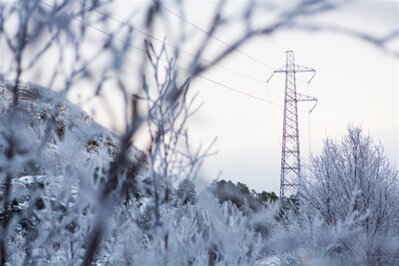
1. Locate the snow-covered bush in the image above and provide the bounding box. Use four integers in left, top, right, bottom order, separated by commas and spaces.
272, 126, 399, 265
101, 190, 273, 265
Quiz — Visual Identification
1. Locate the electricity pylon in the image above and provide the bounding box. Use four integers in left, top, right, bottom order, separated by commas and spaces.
267, 51, 317, 198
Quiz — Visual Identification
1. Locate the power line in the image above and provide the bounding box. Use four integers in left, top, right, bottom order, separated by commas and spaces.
74, 0, 268, 84
223, 8, 311, 84
197, 74, 282, 106
223, 7, 285, 54
156, 1, 276, 71
40, 1, 284, 108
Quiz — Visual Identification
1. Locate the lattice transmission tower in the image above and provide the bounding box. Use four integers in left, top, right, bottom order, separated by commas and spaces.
267, 51, 317, 198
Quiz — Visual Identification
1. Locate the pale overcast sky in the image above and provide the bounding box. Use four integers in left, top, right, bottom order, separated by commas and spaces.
166, 1, 399, 192
74, 0, 397, 193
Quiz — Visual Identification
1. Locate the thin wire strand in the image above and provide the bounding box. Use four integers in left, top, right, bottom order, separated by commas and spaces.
307, 82, 312, 160
198, 74, 282, 106
156, 1, 276, 71
265, 82, 281, 143
222, 6, 285, 54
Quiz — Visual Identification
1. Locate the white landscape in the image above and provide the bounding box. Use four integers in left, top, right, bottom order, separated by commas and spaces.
0, 1, 398, 265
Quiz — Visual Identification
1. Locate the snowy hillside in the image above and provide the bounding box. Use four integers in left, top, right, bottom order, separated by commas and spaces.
0, 81, 147, 180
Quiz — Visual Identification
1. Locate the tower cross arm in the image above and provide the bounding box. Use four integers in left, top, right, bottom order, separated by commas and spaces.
296, 92, 317, 102
271, 65, 315, 73
297, 92, 318, 113
293, 64, 316, 73
267, 65, 316, 84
